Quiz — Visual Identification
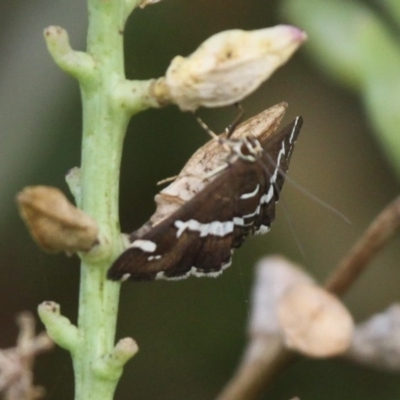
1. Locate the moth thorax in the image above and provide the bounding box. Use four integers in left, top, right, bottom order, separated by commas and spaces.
230, 136, 262, 162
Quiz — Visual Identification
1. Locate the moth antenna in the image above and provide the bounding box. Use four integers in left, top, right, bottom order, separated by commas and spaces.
280, 197, 307, 259
225, 103, 245, 138
258, 159, 306, 257
262, 152, 351, 225
284, 174, 351, 225
194, 103, 245, 140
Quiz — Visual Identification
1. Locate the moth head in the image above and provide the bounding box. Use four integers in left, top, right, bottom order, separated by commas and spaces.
224, 136, 263, 162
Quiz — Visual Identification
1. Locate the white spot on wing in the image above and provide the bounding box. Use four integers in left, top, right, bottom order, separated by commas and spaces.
270, 141, 285, 184
289, 117, 300, 144
233, 216, 245, 226
156, 268, 194, 281
121, 273, 131, 282
189, 260, 232, 278
147, 255, 162, 261
154, 258, 233, 281
175, 219, 234, 238
194, 269, 223, 278
221, 258, 232, 270
233, 205, 261, 227
129, 239, 157, 252
155, 271, 166, 280
240, 184, 260, 200
242, 205, 261, 219
261, 185, 274, 205
255, 225, 270, 235
191, 267, 220, 278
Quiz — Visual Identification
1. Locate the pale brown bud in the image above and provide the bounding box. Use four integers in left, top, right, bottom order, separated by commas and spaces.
17, 186, 98, 254
249, 255, 314, 336
163, 25, 306, 111
278, 283, 354, 358
248, 256, 354, 358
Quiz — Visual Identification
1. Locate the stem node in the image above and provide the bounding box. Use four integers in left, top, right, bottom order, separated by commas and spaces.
38, 301, 80, 353
44, 26, 96, 81
94, 338, 139, 381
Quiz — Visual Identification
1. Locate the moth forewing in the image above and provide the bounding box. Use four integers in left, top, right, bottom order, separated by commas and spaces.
108, 114, 303, 282
109, 163, 243, 281
148, 102, 288, 229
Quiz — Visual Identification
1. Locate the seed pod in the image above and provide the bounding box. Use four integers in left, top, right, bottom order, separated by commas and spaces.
17, 186, 98, 254
163, 25, 307, 111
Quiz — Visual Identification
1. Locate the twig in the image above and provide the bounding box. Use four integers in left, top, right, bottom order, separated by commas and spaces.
325, 195, 400, 295
216, 337, 296, 400
217, 258, 302, 400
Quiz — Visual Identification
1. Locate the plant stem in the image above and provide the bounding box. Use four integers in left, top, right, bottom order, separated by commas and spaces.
40, 0, 153, 397
73, 0, 132, 398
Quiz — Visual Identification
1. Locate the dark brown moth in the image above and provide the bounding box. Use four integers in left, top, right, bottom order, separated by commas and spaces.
135, 102, 288, 238
108, 115, 303, 282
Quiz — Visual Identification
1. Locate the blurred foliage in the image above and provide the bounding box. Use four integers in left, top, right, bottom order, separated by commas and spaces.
0, 0, 400, 399
282, 0, 400, 176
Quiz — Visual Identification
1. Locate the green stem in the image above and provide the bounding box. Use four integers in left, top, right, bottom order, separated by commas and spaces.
41, 0, 156, 396
73, 0, 132, 398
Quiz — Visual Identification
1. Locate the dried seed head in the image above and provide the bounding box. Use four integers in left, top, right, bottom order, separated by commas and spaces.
163, 25, 306, 111
248, 256, 354, 358
278, 283, 354, 358
17, 186, 99, 254
249, 255, 314, 336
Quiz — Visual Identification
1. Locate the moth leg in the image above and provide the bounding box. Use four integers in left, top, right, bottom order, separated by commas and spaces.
226, 103, 245, 138
194, 115, 219, 140
201, 163, 229, 180
158, 163, 229, 186
157, 175, 180, 186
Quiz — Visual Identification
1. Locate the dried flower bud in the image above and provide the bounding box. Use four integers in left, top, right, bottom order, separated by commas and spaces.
139, 0, 161, 8
249, 255, 314, 336
163, 25, 306, 111
17, 186, 98, 254
248, 256, 354, 358
278, 283, 354, 358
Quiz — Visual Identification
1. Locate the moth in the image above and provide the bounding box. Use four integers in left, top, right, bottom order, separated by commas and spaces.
108, 111, 303, 282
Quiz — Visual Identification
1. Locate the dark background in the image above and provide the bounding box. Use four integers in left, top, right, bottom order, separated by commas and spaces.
0, 0, 399, 399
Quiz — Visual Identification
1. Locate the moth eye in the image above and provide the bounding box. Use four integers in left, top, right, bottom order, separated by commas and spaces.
240, 142, 251, 155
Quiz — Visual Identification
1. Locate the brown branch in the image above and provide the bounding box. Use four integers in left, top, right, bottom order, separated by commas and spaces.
216, 337, 295, 400
325, 195, 400, 295
217, 258, 302, 400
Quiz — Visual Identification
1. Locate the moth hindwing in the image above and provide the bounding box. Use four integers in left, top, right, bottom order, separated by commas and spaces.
108, 115, 303, 282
